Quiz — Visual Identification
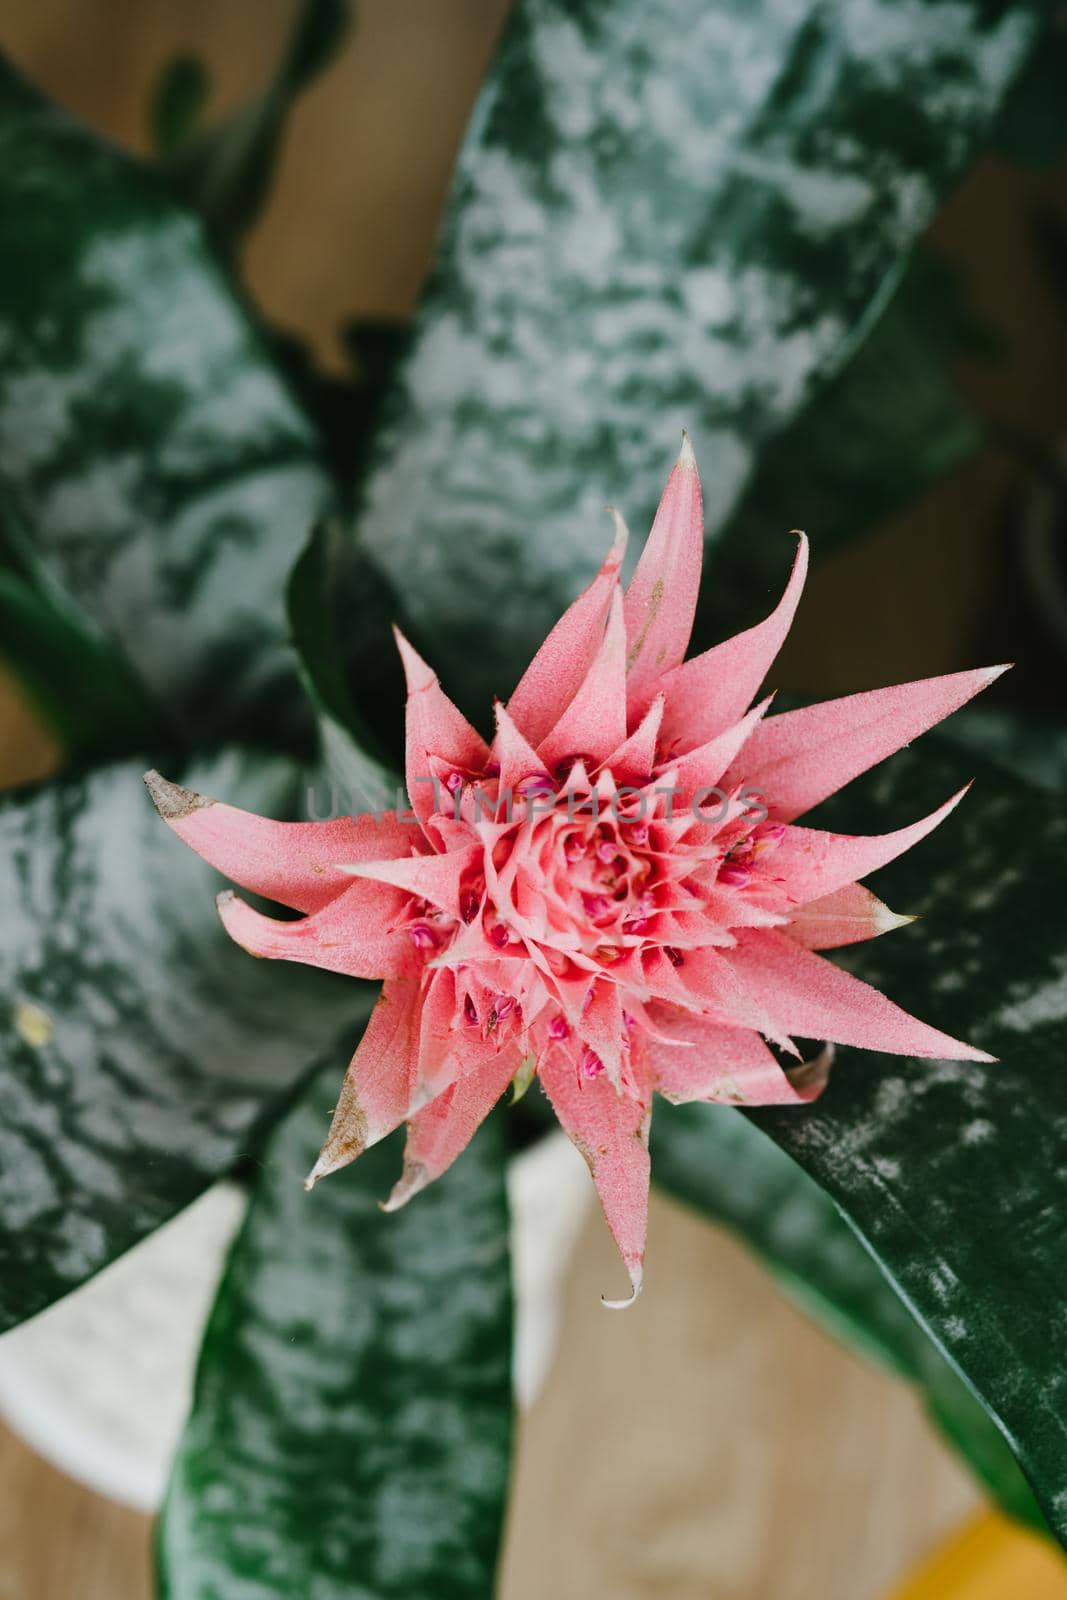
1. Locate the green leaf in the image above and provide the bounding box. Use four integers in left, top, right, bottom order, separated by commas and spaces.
0, 566, 157, 760
740, 740, 1067, 1546
148, 55, 212, 160
286, 519, 401, 800
941, 707, 1067, 794
0, 57, 334, 750
348, 0, 1044, 718
651, 1100, 1048, 1534
163, 0, 350, 254
0, 488, 162, 759
697, 250, 989, 637
157, 1098, 513, 1600
269, 318, 409, 489
0, 749, 370, 1331
992, 9, 1067, 168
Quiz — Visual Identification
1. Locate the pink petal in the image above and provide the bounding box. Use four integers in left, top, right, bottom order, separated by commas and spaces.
416, 967, 502, 1101
395, 629, 489, 832
382, 1046, 519, 1211
538, 587, 627, 771
648, 945, 797, 1054
659, 531, 807, 752
624, 435, 704, 720
540, 1048, 651, 1307
580, 977, 627, 1087
145, 771, 415, 914
774, 788, 970, 905
602, 694, 664, 781
492, 700, 550, 793
663, 695, 773, 801
786, 884, 915, 949
306, 979, 425, 1186
507, 512, 627, 745
722, 667, 1008, 822
339, 843, 481, 919
725, 929, 994, 1061
217, 884, 415, 979
643, 1010, 818, 1105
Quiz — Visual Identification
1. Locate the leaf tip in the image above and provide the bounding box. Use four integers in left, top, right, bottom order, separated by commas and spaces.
144, 769, 212, 822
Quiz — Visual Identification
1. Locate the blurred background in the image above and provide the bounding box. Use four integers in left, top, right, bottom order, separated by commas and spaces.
1, 3, 1066, 1597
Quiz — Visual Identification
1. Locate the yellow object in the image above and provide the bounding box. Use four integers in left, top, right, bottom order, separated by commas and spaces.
886, 1511, 1067, 1599
14, 1000, 54, 1049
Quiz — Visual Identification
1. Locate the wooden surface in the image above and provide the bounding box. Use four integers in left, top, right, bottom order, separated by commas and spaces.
3, 2, 1065, 1596
501, 1192, 978, 1600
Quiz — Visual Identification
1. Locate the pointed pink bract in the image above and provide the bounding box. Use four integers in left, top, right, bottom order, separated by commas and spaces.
507, 513, 627, 745
383, 1045, 519, 1212
538, 586, 627, 770
724, 670, 1006, 822
306, 979, 425, 1187
144, 771, 413, 914
218, 885, 417, 980
726, 930, 994, 1062
396, 629, 489, 832
659, 531, 807, 753
624, 435, 704, 721
786, 883, 914, 949
644, 1011, 817, 1105
539, 1047, 651, 1306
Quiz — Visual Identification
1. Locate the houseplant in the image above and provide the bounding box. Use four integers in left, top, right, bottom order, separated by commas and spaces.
2, 2, 1067, 1593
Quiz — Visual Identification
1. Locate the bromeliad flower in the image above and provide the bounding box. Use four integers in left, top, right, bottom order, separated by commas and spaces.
146, 440, 1002, 1304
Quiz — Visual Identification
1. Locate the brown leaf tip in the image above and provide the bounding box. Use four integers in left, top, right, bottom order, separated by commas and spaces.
304, 1072, 370, 1191
143, 769, 212, 822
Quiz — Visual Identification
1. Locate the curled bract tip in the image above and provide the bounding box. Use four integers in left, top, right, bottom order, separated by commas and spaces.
785, 1041, 835, 1100
602, 1265, 644, 1310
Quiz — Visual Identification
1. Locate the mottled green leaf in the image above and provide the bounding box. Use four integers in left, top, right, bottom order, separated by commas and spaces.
992, 10, 1067, 168
652, 1100, 1048, 1533
350, 0, 1043, 716
0, 57, 333, 748
942, 707, 1067, 793
158, 1099, 513, 1600
742, 741, 1067, 1546
163, 0, 350, 253
0, 750, 370, 1331
0, 488, 161, 758
286, 519, 399, 801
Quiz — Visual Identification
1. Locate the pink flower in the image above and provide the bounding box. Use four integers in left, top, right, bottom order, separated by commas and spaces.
146, 438, 1003, 1305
